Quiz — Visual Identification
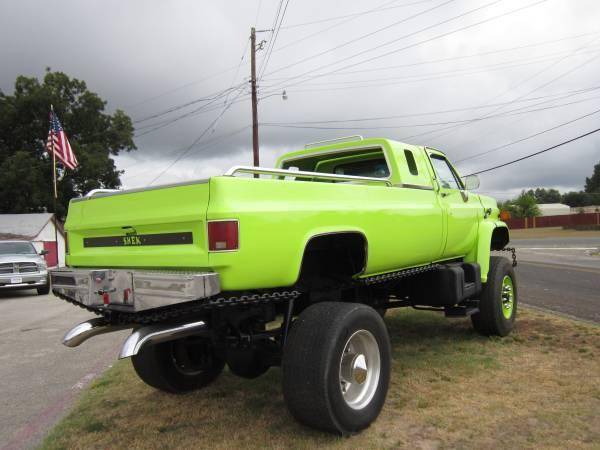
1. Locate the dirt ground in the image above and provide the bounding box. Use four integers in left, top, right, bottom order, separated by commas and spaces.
41, 307, 599, 450
509, 227, 600, 239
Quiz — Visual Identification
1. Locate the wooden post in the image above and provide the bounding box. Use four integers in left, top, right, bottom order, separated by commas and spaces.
250, 27, 259, 168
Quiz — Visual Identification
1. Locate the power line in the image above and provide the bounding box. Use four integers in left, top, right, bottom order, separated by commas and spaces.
274, 47, 600, 88
421, 33, 600, 145
272, 0, 405, 54
132, 84, 244, 124
456, 107, 600, 164
124, 0, 550, 120
121, 125, 251, 178
466, 128, 600, 176
254, 0, 263, 24
265, 31, 600, 80
124, 64, 251, 111
405, 44, 600, 143
256, 0, 285, 79
147, 89, 246, 185
134, 86, 249, 137
262, 89, 600, 129
263, 0, 543, 89
263, 0, 460, 78
278, 0, 435, 30
258, 0, 291, 82
132, 38, 252, 128
263, 86, 600, 124
261, 47, 600, 93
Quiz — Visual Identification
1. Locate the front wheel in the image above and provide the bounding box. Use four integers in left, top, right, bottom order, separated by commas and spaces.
131, 336, 225, 394
471, 256, 517, 336
282, 302, 391, 435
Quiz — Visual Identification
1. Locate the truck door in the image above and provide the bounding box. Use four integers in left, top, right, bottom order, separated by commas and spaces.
428, 153, 480, 259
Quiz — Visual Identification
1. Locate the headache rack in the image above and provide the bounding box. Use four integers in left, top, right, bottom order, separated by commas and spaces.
225, 165, 392, 186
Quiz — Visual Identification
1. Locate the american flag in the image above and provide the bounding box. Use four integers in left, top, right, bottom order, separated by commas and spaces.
46, 109, 78, 170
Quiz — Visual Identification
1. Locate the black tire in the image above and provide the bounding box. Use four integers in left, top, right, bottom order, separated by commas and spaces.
471, 256, 517, 336
131, 337, 225, 394
226, 349, 270, 379
37, 283, 50, 295
282, 302, 391, 435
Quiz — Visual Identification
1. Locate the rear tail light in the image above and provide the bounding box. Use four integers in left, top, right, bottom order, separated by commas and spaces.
207, 220, 239, 251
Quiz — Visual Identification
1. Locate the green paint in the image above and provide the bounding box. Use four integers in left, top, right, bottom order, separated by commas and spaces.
64, 138, 508, 291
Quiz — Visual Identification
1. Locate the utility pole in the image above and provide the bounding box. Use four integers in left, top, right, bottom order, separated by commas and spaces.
250, 27, 260, 168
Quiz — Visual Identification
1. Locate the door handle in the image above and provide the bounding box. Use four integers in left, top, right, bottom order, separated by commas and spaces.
440, 192, 449, 197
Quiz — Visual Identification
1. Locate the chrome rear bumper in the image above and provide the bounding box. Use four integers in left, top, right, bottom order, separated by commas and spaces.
50, 267, 220, 312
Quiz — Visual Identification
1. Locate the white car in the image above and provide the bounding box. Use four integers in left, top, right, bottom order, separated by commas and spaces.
0, 241, 49, 295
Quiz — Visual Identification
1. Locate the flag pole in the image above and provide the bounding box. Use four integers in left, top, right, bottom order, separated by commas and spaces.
51, 106, 57, 200
50, 104, 59, 267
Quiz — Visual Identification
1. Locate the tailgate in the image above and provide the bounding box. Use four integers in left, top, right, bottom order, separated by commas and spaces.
65, 181, 210, 269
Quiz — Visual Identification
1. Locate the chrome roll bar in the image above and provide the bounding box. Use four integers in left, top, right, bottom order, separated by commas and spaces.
224, 165, 392, 187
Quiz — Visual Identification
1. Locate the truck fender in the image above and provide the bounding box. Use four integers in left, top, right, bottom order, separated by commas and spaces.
293, 229, 368, 285
469, 221, 510, 283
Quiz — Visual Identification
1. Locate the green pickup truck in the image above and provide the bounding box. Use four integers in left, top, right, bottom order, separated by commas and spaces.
51, 136, 516, 435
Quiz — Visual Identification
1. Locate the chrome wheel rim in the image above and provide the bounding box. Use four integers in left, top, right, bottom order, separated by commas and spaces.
339, 329, 380, 410
501, 275, 514, 319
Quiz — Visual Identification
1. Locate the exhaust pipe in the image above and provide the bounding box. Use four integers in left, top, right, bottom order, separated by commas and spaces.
119, 320, 208, 359
62, 318, 134, 347
62, 318, 209, 359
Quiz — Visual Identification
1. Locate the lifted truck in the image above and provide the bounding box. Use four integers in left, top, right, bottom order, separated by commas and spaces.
51, 136, 517, 435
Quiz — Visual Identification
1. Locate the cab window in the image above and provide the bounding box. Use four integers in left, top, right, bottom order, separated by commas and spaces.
430, 155, 462, 190
333, 158, 389, 178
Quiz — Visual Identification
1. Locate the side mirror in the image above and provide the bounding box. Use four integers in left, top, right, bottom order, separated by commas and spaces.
462, 174, 480, 191
39, 249, 49, 256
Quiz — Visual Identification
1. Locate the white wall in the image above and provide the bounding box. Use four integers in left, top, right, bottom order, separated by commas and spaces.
538, 205, 571, 217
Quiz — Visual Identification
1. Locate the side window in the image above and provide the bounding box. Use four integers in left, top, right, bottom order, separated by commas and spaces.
404, 150, 418, 176
430, 155, 462, 190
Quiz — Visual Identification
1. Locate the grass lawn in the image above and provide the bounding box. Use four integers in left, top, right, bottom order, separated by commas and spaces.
41, 307, 599, 450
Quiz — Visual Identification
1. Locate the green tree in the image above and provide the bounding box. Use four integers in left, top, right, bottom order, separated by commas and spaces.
515, 191, 541, 218
501, 191, 541, 218
527, 188, 561, 203
585, 161, 600, 193
0, 69, 135, 217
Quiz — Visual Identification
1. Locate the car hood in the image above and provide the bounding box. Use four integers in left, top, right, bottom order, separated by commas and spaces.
0, 254, 44, 264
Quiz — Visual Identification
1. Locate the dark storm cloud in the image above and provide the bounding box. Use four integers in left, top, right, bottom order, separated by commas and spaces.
1, 0, 599, 196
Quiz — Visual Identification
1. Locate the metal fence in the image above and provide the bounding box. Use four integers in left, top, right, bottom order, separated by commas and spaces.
505, 212, 600, 229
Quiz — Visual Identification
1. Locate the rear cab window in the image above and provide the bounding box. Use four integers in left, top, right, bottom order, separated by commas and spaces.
281, 147, 391, 181
333, 158, 389, 178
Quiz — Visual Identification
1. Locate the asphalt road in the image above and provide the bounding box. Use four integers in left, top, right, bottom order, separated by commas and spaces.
509, 235, 600, 323
0, 290, 129, 450
0, 235, 598, 449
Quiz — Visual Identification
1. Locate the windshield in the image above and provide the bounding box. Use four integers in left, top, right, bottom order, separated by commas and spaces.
0, 242, 37, 255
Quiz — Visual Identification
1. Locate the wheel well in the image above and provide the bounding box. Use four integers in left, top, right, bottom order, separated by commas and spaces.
297, 232, 367, 286
491, 226, 509, 250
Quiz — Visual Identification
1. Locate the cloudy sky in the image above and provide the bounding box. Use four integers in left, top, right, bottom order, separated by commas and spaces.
2, 0, 599, 198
